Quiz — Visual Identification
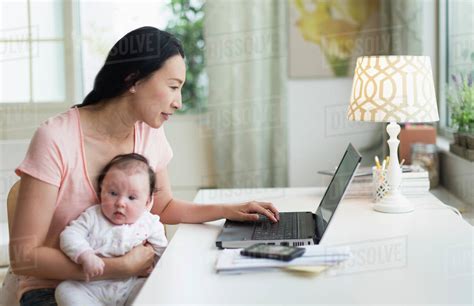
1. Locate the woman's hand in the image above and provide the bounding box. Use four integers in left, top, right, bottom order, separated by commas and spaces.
124, 243, 155, 277
223, 201, 280, 223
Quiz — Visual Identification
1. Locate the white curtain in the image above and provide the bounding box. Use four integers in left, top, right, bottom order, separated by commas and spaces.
380, 0, 424, 55
203, 0, 287, 188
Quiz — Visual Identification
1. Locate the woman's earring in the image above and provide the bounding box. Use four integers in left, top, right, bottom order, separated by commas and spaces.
130, 87, 136, 94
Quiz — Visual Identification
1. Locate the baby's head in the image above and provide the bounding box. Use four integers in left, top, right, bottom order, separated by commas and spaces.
97, 153, 156, 225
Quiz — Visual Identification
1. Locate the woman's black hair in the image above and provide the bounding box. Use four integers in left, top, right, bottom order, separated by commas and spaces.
97, 153, 157, 198
78, 26, 184, 107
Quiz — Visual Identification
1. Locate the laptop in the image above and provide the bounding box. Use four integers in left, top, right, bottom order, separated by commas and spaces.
216, 143, 362, 249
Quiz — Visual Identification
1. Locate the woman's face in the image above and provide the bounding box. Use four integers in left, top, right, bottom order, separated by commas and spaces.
132, 55, 186, 128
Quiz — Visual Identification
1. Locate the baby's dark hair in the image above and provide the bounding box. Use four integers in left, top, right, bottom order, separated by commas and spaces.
97, 153, 156, 198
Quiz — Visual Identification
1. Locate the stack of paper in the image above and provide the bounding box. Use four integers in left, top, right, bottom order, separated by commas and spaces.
318, 165, 430, 199
215, 245, 351, 274
400, 165, 430, 194
318, 167, 372, 199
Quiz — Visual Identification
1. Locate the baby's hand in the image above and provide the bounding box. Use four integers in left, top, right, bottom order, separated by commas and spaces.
78, 251, 105, 282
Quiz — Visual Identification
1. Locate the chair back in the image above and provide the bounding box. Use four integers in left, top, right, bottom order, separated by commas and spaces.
7, 180, 20, 236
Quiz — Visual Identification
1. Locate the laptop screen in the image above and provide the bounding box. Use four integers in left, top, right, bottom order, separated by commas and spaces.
315, 143, 361, 239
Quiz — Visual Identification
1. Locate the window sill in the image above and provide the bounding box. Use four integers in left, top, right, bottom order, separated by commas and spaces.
437, 136, 474, 164
436, 136, 474, 207
0, 103, 72, 140
436, 135, 450, 152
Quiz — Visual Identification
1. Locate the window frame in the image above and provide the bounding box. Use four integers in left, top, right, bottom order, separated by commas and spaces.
0, 0, 82, 140
437, 0, 450, 138
437, 0, 474, 139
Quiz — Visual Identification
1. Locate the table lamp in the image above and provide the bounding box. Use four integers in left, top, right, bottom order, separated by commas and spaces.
347, 56, 439, 213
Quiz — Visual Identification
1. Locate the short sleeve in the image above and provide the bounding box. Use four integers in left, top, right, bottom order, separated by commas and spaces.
145, 213, 168, 256
154, 127, 173, 172
15, 124, 64, 187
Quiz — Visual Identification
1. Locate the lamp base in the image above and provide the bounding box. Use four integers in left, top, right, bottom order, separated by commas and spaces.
374, 190, 414, 213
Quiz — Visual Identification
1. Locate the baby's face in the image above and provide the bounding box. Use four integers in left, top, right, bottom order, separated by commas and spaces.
100, 168, 150, 225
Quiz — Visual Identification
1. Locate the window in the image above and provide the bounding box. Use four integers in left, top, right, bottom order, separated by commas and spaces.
438, 0, 474, 134
79, 0, 206, 113
0, 0, 80, 139
165, 0, 206, 113
0, 0, 204, 140
1, 0, 65, 104
79, 1, 171, 97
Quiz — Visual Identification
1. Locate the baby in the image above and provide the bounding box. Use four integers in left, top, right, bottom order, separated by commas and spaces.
55, 153, 167, 306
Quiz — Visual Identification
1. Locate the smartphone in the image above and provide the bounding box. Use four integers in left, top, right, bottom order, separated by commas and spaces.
240, 243, 305, 261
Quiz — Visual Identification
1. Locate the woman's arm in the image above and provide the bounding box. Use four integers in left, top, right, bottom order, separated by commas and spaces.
9, 174, 152, 280
151, 169, 280, 224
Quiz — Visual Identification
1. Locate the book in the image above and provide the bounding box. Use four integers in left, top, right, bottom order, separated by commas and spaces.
317, 168, 372, 177
319, 165, 430, 198
318, 165, 428, 178
318, 165, 428, 180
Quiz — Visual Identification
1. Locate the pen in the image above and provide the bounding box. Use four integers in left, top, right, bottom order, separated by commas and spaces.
385, 156, 390, 167
382, 159, 386, 171
375, 156, 381, 169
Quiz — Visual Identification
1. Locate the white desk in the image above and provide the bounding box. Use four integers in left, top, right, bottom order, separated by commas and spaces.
134, 188, 473, 305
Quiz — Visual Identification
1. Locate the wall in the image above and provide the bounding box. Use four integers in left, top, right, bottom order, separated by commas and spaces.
287, 78, 381, 187
0, 1, 441, 217
165, 114, 216, 200
287, 0, 438, 188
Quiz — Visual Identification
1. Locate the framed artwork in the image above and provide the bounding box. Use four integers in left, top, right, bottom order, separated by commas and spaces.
288, 0, 383, 78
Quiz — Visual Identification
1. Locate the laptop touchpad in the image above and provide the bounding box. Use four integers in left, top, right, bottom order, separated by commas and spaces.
220, 220, 254, 240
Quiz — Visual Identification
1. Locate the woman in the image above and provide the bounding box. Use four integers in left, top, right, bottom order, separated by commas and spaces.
5, 26, 279, 306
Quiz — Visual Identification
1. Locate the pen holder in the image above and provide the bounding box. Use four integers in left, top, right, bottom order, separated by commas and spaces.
372, 167, 390, 202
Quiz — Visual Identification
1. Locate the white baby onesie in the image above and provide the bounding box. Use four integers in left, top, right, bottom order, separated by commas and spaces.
55, 205, 167, 306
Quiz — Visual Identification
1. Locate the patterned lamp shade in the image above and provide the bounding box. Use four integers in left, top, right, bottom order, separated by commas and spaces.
347, 56, 439, 122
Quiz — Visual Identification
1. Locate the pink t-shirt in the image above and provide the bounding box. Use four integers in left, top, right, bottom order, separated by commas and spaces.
13, 107, 173, 299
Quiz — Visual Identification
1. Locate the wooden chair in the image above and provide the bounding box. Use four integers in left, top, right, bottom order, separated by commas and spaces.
1, 181, 20, 306
7, 180, 20, 236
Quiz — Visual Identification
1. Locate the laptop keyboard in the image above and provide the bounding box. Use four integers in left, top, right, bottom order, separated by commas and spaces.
252, 212, 300, 240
